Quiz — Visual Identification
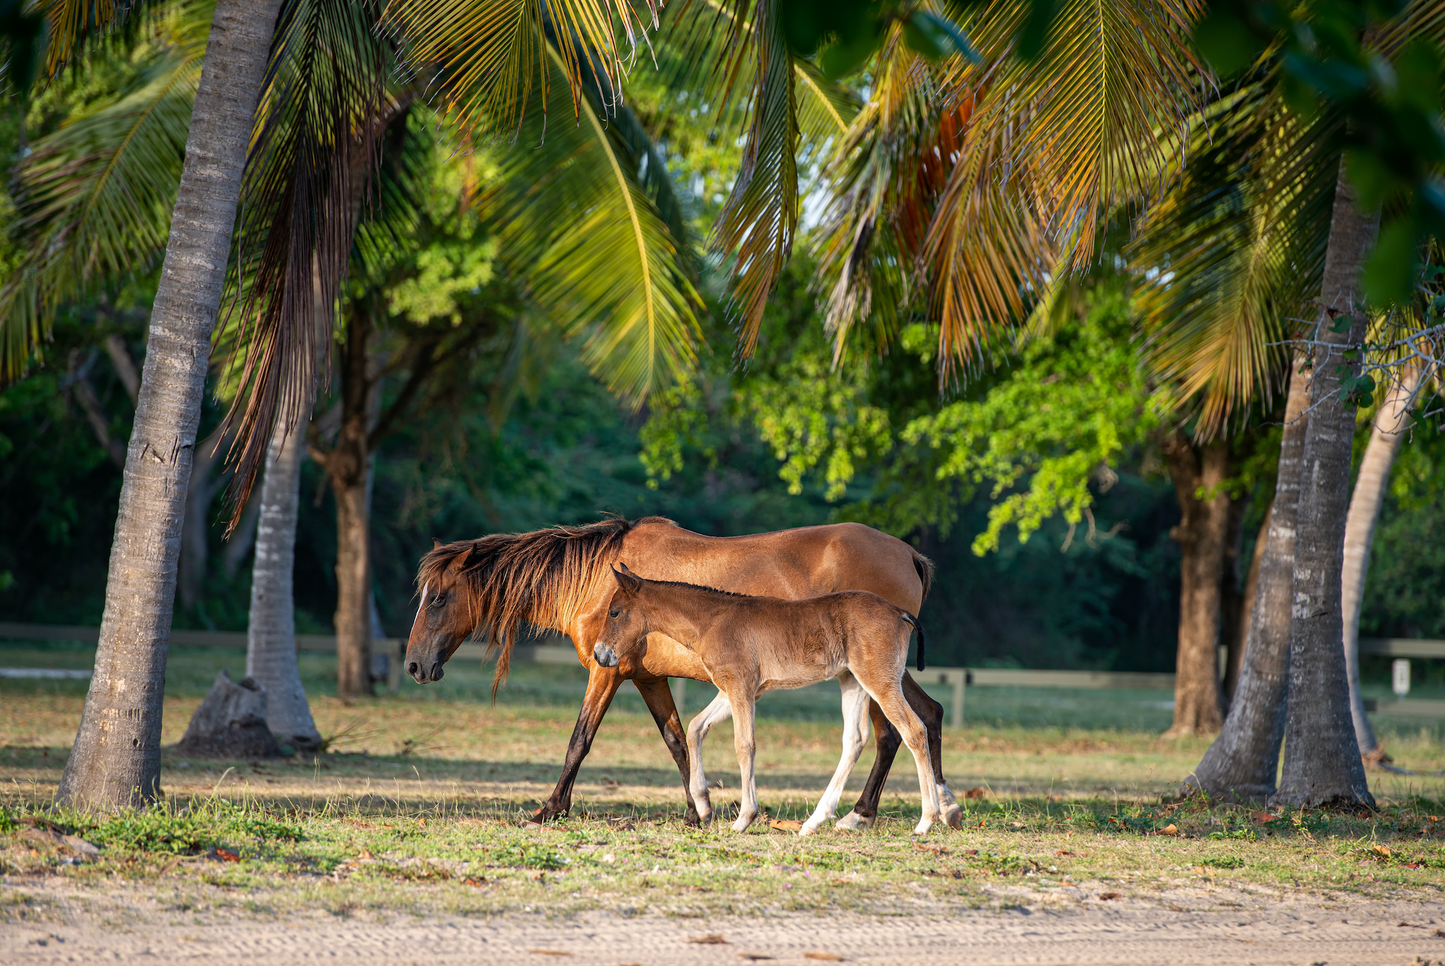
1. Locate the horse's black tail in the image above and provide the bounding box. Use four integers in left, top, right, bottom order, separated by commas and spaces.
902, 613, 925, 672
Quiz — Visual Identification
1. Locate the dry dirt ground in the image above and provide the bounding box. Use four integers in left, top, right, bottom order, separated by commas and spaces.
5, 876, 1445, 965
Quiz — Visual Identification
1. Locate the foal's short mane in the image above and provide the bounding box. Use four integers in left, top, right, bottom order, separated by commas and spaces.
419, 516, 677, 692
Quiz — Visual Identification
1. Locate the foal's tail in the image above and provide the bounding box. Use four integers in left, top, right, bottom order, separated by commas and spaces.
901, 613, 925, 672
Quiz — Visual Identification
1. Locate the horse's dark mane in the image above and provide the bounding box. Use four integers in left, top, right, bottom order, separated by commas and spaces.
628, 575, 753, 601
418, 515, 678, 693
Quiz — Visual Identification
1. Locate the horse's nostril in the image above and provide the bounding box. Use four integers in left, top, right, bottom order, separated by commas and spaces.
407, 661, 420, 678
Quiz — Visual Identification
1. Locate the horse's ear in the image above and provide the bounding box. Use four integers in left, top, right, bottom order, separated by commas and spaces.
432, 537, 443, 551
611, 564, 642, 597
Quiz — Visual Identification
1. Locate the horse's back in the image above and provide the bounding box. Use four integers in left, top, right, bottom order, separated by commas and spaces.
623, 521, 924, 613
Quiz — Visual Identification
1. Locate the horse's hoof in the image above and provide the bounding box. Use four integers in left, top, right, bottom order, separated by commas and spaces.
731, 814, 756, 832
835, 811, 874, 831
913, 819, 935, 837
943, 803, 964, 830
683, 808, 702, 829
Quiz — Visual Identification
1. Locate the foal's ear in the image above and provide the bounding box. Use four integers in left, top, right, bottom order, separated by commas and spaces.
611, 564, 643, 597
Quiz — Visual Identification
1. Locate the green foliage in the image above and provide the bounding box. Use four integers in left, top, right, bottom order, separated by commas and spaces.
1192, 0, 1445, 305
896, 291, 1168, 554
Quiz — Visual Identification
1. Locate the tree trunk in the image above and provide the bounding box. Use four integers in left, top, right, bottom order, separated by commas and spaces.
179, 427, 229, 612
1186, 354, 1310, 801
245, 427, 321, 750
56, 0, 283, 811
1341, 363, 1422, 762
1224, 501, 1271, 705
313, 306, 379, 698
1218, 492, 1250, 711
1163, 434, 1230, 737
1273, 164, 1378, 810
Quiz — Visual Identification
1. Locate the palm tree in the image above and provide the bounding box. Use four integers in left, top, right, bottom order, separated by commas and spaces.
1341, 358, 1427, 761
51, 0, 286, 810
8, 0, 703, 804
245, 427, 321, 750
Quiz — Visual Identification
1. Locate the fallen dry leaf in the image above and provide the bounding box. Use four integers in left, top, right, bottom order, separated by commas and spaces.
690, 935, 729, 945
526, 949, 571, 957
1098, 892, 1121, 901
216, 848, 240, 862
1158, 824, 1179, 836
1253, 812, 1279, 823
1054, 849, 1077, 857
804, 953, 845, 962
461, 876, 486, 887
769, 820, 803, 833
357, 850, 373, 860
964, 787, 988, 799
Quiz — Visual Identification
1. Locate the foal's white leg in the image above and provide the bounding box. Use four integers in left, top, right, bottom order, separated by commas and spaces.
686, 693, 732, 824
801, 673, 870, 835
729, 694, 760, 832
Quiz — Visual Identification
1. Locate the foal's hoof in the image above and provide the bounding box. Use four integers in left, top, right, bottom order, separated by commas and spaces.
834, 810, 875, 831
943, 803, 964, 830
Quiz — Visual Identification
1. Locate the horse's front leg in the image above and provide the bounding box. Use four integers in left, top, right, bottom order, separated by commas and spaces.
634, 677, 702, 827
685, 693, 733, 825
533, 664, 625, 823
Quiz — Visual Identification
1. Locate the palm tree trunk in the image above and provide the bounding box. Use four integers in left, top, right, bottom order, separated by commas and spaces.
56, 0, 283, 811
1340, 362, 1422, 763
1273, 163, 1377, 810
1163, 435, 1230, 737
245, 427, 321, 750
1218, 491, 1250, 710
1186, 353, 1309, 801
1224, 501, 1271, 706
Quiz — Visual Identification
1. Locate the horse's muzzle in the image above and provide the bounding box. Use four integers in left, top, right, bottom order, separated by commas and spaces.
593, 642, 619, 668
406, 656, 446, 684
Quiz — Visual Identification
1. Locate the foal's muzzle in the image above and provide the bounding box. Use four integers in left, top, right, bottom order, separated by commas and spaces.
593, 642, 619, 668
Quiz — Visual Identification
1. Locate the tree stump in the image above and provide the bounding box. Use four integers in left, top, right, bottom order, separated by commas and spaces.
175, 671, 284, 759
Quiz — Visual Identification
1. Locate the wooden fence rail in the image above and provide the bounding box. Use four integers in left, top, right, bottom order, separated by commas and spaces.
2, 623, 1441, 725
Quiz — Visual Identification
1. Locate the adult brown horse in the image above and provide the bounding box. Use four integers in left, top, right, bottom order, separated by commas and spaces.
405, 516, 961, 829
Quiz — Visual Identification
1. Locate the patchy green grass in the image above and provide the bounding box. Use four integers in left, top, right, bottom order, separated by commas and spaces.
3, 645, 1444, 923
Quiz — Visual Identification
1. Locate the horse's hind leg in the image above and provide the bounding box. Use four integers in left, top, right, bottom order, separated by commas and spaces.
686, 693, 734, 825
635, 678, 701, 827
837, 701, 900, 830
802, 672, 870, 835
902, 673, 962, 829
855, 674, 942, 836
535, 664, 625, 823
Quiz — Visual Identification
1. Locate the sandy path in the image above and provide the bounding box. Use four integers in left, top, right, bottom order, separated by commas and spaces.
5, 885, 1444, 966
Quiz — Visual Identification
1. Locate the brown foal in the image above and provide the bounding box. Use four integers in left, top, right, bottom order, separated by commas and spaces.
405, 516, 960, 829
594, 565, 943, 836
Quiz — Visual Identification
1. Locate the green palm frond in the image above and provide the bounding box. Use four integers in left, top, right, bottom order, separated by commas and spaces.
812, 30, 941, 360
383, 0, 657, 137
0, 0, 206, 380
485, 42, 702, 403
213, 0, 393, 518
1132, 75, 1341, 437
813, 0, 1207, 376
709, 0, 797, 355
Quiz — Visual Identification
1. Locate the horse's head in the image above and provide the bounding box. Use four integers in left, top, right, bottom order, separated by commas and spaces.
592, 564, 649, 674
406, 540, 475, 683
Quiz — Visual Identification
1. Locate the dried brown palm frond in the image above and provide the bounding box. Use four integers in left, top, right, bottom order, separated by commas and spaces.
211, 0, 392, 525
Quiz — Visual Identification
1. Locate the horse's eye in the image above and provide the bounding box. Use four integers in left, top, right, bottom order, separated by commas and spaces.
608, 609, 620, 619
428, 593, 447, 608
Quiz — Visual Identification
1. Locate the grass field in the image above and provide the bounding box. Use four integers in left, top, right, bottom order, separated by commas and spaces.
2, 639, 1444, 925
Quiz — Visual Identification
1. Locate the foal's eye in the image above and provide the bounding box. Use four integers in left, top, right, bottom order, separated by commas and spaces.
608, 609, 620, 619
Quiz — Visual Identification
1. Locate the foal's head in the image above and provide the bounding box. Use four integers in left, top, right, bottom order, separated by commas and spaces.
406, 541, 476, 683
592, 565, 649, 672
